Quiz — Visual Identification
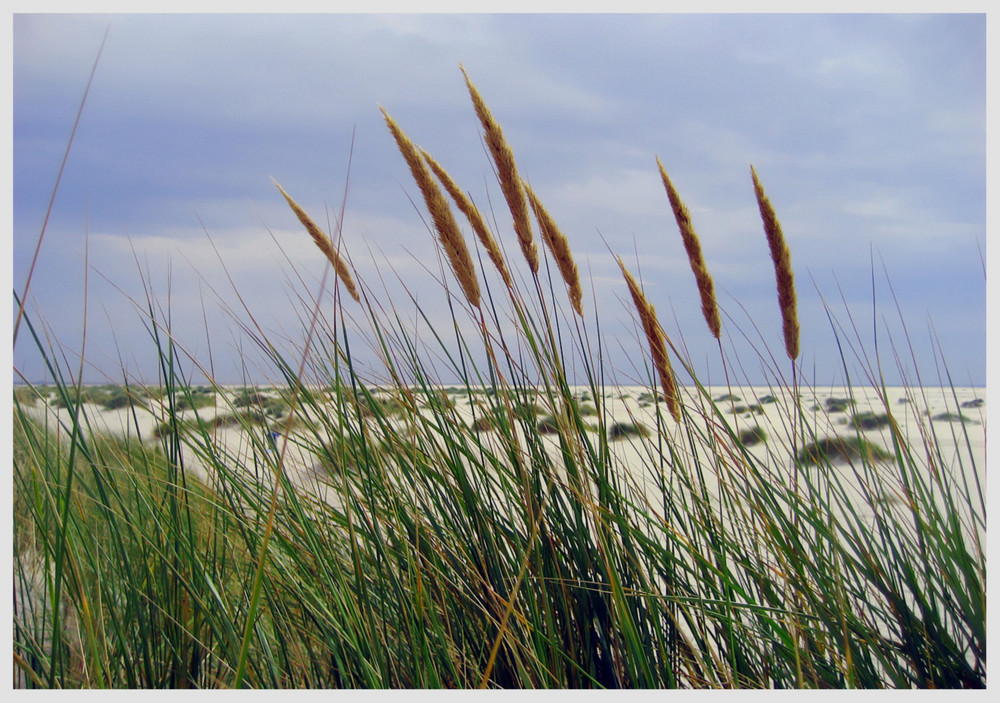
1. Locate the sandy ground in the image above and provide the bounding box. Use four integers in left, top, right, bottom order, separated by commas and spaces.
20, 383, 986, 530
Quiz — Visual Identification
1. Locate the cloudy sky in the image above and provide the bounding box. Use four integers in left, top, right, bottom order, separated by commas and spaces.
11, 9, 988, 388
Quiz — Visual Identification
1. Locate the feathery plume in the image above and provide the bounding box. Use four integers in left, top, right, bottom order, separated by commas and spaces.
617, 257, 682, 422
523, 181, 583, 317
656, 157, 721, 339
274, 181, 360, 304
460, 66, 538, 275
381, 107, 481, 309
421, 149, 514, 292
751, 165, 799, 361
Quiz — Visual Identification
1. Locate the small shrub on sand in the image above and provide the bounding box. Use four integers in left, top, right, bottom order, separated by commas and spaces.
932, 412, 979, 424
850, 412, 891, 431
233, 389, 269, 407
826, 397, 854, 413
608, 422, 650, 440
174, 392, 217, 412
738, 426, 766, 447
798, 436, 891, 465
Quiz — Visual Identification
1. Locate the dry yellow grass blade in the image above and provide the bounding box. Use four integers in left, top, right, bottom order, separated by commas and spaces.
750, 165, 799, 361
460, 66, 538, 275
381, 107, 481, 309
523, 181, 583, 317
421, 148, 515, 292
656, 157, 721, 340
274, 181, 360, 304
617, 257, 682, 423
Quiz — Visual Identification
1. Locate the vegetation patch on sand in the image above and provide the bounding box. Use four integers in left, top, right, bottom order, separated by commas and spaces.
932, 412, 979, 424
825, 397, 854, 413
608, 421, 650, 440
738, 426, 766, 447
850, 411, 892, 431
797, 436, 892, 465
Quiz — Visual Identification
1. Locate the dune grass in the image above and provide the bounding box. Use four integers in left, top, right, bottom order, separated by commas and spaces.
12, 71, 985, 690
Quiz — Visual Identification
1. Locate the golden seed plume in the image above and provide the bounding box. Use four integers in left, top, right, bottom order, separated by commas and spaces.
460, 66, 538, 275
523, 181, 583, 317
617, 258, 682, 423
750, 165, 799, 361
421, 149, 515, 292
381, 107, 481, 309
656, 157, 721, 339
274, 181, 360, 304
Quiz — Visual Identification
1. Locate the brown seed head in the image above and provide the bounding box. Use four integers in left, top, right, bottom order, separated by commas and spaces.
617, 257, 682, 422
274, 181, 360, 304
460, 66, 538, 275
523, 181, 583, 317
381, 108, 481, 309
656, 157, 721, 339
421, 149, 514, 292
751, 165, 799, 361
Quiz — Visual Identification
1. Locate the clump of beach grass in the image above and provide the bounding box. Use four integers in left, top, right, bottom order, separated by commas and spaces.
12, 66, 985, 692
850, 411, 892, 431
826, 397, 854, 413
797, 435, 892, 465
608, 421, 650, 440
931, 412, 979, 424
738, 425, 767, 447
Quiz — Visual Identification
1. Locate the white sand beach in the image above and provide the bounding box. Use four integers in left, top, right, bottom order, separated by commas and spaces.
19, 383, 986, 532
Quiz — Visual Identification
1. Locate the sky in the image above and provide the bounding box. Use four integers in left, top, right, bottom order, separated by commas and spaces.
9, 7, 990, 389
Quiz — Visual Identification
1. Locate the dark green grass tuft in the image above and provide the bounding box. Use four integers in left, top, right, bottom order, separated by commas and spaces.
608, 421, 649, 440
850, 411, 891, 430
797, 435, 891, 465
738, 426, 766, 447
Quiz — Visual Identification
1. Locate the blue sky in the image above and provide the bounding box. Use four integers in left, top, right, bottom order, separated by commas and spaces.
10, 9, 989, 388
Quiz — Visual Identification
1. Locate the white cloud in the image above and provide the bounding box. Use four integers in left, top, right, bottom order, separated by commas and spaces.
12, 12, 986, 385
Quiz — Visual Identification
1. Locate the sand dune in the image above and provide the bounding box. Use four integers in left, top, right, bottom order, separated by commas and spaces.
20, 384, 984, 526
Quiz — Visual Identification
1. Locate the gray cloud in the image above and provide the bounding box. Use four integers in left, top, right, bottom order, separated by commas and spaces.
12, 13, 986, 385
